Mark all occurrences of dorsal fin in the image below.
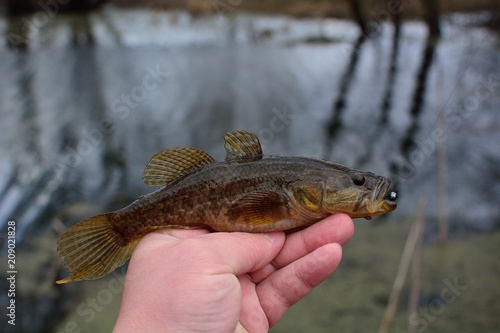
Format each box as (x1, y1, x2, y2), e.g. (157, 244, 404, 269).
(142, 147, 215, 186)
(224, 130, 263, 162)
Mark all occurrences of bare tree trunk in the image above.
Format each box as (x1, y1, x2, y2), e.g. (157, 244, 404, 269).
(422, 0, 441, 41)
(349, 0, 367, 34)
(6, 0, 108, 15)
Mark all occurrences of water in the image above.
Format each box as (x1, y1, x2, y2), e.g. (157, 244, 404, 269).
(0, 7, 499, 332)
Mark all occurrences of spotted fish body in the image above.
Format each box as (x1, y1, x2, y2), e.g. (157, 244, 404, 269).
(57, 130, 397, 284)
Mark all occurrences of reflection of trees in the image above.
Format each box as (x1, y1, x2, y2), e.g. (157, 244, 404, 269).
(356, 9, 402, 168)
(323, 0, 444, 189)
(379, 10, 401, 126)
(391, 0, 441, 177)
(323, 33, 366, 160)
(5, 0, 105, 50)
(1, 6, 126, 332)
(0, 51, 70, 329)
(323, 0, 368, 159)
(324, 0, 406, 162)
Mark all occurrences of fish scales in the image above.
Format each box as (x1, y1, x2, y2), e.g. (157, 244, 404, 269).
(56, 130, 397, 284)
(115, 157, 315, 239)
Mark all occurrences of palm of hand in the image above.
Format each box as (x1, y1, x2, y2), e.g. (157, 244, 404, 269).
(114, 215, 353, 333)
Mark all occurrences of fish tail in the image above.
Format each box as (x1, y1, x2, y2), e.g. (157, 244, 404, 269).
(56, 213, 137, 284)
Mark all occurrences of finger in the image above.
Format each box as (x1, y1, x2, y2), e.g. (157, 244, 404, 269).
(256, 243, 343, 326)
(249, 214, 353, 283)
(274, 214, 353, 268)
(235, 322, 250, 333)
(134, 230, 285, 276)
(238, 276, 269, 333)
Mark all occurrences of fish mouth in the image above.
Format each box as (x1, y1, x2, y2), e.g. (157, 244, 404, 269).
(364, 177, 397, 215)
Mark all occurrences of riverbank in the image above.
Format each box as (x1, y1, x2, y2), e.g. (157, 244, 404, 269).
(110, 0, 499, 19)
(2, 0, 499, 19)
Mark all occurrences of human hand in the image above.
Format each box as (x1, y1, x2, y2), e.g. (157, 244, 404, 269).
(113, 214, 354, 333)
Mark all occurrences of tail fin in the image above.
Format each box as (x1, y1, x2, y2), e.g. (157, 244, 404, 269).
(56, 213, 138, 284)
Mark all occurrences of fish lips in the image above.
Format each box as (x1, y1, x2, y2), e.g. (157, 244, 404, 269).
(380, 180, 398, 212)
(366, 178, 397, 214)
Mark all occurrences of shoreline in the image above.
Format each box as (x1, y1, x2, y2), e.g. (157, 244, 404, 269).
(109, 0, 499, 20)
(1, 0, 498, 20)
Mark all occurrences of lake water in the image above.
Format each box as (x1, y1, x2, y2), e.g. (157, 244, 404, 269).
(0, 7, 499, 331)
(1, 8, 498, 236)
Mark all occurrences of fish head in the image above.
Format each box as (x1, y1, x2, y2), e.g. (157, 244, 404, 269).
(323, 169, 397, 219)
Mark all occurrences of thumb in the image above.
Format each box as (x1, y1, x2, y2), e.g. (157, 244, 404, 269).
(192, 231, 285, 276)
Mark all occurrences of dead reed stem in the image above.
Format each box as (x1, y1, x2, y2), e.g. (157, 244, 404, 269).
(378, 198, 427, 333)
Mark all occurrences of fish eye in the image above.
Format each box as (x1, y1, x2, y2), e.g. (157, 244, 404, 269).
(388, 191, 398, 201)
(351, 174, 365, 186)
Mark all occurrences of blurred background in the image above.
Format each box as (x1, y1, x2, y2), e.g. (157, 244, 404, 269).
(0, 0, 499, 332)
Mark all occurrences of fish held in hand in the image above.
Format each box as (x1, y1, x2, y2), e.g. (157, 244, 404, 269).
(56, 130, 397, 283)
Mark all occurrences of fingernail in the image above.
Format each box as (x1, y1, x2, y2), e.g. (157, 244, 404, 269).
(263, 232, 282, 243)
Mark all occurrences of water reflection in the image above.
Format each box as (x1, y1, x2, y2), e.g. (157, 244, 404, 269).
(379, 9, 401, 126)
(323, 32, 367, 159)
(0, 7, 499, 332)
(392, 0, 441, 178)
(0, 7, 498, 240)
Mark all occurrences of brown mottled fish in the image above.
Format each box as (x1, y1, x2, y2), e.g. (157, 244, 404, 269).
(56, 130, 397, 284)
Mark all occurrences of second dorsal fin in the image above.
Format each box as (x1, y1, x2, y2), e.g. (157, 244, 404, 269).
(142, 147, 215, 186)
(224, 130, 263, 162)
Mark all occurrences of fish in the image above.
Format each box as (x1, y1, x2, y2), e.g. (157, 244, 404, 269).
(56, 130, 397, 284)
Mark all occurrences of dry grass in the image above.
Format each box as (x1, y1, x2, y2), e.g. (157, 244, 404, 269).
(272, 220, 500, 332)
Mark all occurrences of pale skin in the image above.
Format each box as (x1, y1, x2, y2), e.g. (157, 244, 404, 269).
(113, 214, 354, 333)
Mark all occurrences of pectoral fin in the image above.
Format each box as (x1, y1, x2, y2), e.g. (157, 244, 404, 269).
(142, 147, 215, 186)
(224, 130, 263, 162)
(227, 191, 289, 226)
